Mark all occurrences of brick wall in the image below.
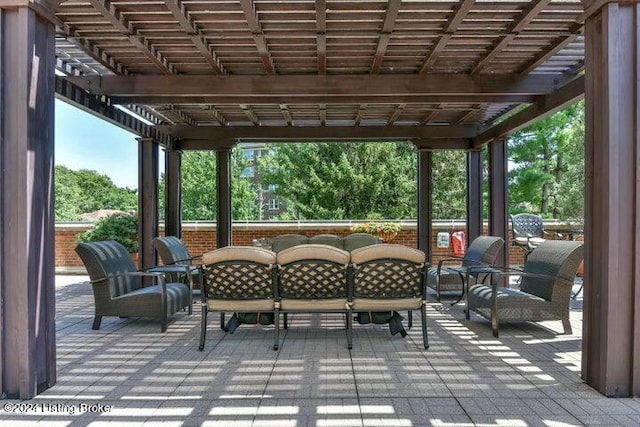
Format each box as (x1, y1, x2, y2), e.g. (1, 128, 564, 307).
(57, 220, 572, 270)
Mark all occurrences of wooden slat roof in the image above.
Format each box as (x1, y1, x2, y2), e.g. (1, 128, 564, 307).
(53, 0, 585, 148)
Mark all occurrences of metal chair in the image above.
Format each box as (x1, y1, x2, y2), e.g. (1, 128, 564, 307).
(510, 213, 547, 259)
(153, 236, 201, 298)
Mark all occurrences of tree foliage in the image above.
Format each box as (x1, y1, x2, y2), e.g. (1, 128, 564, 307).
(77, 213, 138, 252)
(54, 165, 137, 221)
(161, 150, 258, 221)
(259, 142, 417, 220)
(509, 101, 584, 219)
(431, 150, 467, 219)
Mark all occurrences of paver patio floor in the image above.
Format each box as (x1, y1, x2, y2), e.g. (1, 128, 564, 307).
(1, 275, 639, 427)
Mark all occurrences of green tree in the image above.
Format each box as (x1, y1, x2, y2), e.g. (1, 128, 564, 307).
(259, 142, 417, 220)
(54, 165, 137, 221)
(509, 101, 584, 219)
(161, 150, 258, 221)
(431, 150, 467, 219)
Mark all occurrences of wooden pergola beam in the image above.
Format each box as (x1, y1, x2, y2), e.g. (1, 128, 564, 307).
(370, 0, 401, 74)
(473, 75, 585, 146)
(240, 0, 275, 74)
(316, 0, 326, 74)
(66, 74, 558, 97)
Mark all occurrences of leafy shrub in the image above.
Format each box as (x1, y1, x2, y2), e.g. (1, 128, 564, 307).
(351, 222, 401, 235)
(78, 213, 138, 253)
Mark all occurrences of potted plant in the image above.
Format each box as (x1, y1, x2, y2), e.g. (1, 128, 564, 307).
(351, 222, 401, 242)
(77, 212, 139, 253)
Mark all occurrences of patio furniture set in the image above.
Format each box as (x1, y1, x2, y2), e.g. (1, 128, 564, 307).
(75, 231, 584, 348)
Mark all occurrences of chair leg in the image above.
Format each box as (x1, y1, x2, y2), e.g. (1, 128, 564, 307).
(562, 319, 572, 335)
(274, 310, 281, 351)
(199, 308, 208, 351)
(220, 312, 226, 331)
(92, 316, 102, 330)
(161, 318, 168, 333)
(408, 311, 413, 329)
(283, 313, 288, 329)
(346, 309, 353, 350)
(421, 304, 429, 349)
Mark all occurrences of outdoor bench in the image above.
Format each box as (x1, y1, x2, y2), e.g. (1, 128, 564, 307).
(198, 243, 428, 351)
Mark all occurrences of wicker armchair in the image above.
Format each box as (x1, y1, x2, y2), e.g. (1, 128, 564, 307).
(427, 236, 504, 301)
(350, 244, 429, 349)
(275, 244, 352, 349)
(510, 213, 548, 258)
(199, 246, 278, 350)
(153, 236, 201, 296)
(466, 240, 583, 337)
(75, 240, 192, 332)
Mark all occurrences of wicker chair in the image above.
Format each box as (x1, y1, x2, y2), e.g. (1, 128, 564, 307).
(350, 244, 429, 349)
(75, 240, 192, 332)
(153, 236, 201, 296)
(511, 213, 548, 258)
(466, 240, 583, 337)
(275, 244, 352, 349)
(427, 236, 505, 301)
(199, 246, 278, 351)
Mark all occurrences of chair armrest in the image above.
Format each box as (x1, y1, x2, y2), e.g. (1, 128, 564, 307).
(436, 256, 465, 273)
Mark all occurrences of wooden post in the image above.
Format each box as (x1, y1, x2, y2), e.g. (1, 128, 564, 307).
(164, 148, 182, 238)
(416, 149, 433, 257)
(467, 149, 483, 243)
(0, 0, 57, 398)
(216, 147, 233, 248)
(582, 0, 640, 397)
(488, 138, 509, 268)
(138, 137, 159, 269)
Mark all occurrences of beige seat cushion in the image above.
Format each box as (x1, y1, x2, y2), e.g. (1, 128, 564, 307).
(352, 297, 422, 311)
(280, 298, 348, 311)
(351, 244, 426, 265)
(202, 246, 276, 265)
(207, 299, 274, 311)
(277, 244, 350, 265)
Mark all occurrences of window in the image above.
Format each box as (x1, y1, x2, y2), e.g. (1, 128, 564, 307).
(244, 149, 255, 160)
(240, 166, 255, 178)
(268, 184, 278, 191)
(268, 199, 280, 210)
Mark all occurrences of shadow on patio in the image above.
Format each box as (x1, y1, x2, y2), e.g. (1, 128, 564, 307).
(1, 276, 638, 427)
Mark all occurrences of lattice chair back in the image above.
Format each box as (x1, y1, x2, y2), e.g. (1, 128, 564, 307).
(511, 213, 545, 240)
(276, 244, 350, 300)
(462, 236, 505, 267)
(154, 236, 192, 266)
(272, 234, 309, 253)
(201, 247, 276, 301)
(519, 240, 583, 301)
(350, 244, 426, 300)
(76, 240, 140, 298)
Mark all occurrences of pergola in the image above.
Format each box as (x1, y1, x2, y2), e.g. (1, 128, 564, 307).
(0, 0, 637, 399)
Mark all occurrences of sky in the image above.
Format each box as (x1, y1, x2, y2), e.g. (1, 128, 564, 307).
(55, 99, 142, 189)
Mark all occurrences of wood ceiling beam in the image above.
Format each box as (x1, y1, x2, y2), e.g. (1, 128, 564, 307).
(355, 104, 367, 126)
(164, 125, 479, 149)
(319, 104, 327, 126)
(163, 0, 225, 74)
(419, 0, 475, 74)
(454, 104, 483, 124)
(474, 75, 584, 147)
(239, 0, 275, 74)
(109, 94, 537, 105)
(518, 26, 582, 74)
(388, 104, 406, 125)
(280, 104, 293, 126)
(371, 0, 401, 74)
(240, 104, 260, 125)
(316, 0, 326, 74)
(471, 0, 552, 75)
(86, 0, 174, 74)
(205, 106, 229, 126)
(68, 74, 558, 97)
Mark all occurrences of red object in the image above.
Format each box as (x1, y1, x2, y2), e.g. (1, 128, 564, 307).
(452, 231, 466, 256)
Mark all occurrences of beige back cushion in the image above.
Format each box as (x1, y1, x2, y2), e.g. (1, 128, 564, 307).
(202, 246, 276, 265)
(277, 244, 350, 265)
(350, 244, 426, 265)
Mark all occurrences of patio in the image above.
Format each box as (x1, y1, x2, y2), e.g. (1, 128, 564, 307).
(2, 275, 638, 427)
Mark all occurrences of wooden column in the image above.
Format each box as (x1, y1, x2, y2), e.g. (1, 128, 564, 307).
(582, 0, 640, 397)
(138, 138, 159, 269)
(467, 149, 483, 243)
(488, 138, 509, 268)
(0, 0, 57, 399)
(164, 149, 182, 238)
(416, 149, 433, 257)
(216, 147, 233, 248)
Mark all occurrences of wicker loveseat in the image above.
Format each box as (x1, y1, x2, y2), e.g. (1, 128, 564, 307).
(271, 233, 381, 253)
